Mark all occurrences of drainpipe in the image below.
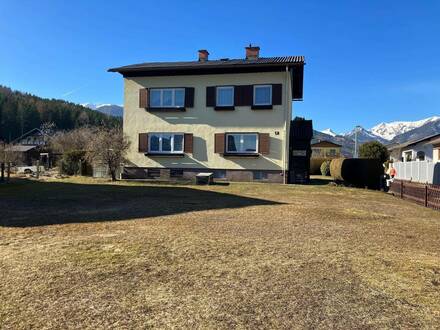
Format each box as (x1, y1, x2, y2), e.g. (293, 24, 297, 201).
(284, 66, 291, 184)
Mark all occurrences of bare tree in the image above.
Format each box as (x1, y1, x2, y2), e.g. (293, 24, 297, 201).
(0, 141, 23, 182)
(49, 127, 96, 154)
(86, 127, 130, 181)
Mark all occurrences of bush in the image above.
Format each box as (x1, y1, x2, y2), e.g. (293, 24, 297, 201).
(310, 158, 330, 175)
(330, 158, 384, 189)
(320, 160, 331, 176)
(60, 150, 86, 175)
(359, 141, 389, 163)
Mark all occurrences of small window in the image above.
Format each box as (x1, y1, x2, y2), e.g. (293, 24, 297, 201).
(253, 85, 272, 105)
(216, 86, 234, 106)
(226, 133, 258, 154)
(213, 170, 226, 179)
(148, 133, 184, 153)
(416, 151, 425, 161)
(149, 88, 185, 108)
(253, 171, 268, 180)
(170, 169, 184, 178)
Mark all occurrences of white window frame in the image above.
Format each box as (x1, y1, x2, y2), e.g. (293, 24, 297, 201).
(253, 85, 272, 106)
(148, 133, 184, 154)
(149, 88, 185, 108)
(225, 133, 258, 154)
(216, 86, 234, 106)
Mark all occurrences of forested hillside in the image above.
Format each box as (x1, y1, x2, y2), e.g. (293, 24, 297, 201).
(0, 85, 121, 142)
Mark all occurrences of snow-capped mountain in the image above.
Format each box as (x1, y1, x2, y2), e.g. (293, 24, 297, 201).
(320, 128, 338, 137)
(370, 116, 440, 141)
(82, 103, 123, 117)
(343, 126, 388, 144)
(313, 116, 440, 157)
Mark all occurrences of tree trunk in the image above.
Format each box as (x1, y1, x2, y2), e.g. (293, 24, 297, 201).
(7, 162, 11, 182)
(110, 169, 116, 181)
(1, 162, 4, 182)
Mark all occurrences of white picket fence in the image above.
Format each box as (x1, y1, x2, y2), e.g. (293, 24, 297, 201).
(394, 161, 440, 184)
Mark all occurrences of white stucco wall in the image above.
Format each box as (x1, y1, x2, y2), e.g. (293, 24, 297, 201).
(123, 71, 292, 171)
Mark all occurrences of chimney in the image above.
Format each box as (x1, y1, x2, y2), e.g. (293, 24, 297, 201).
(245, 44, 260, 60)
(198, 49, 209, 62)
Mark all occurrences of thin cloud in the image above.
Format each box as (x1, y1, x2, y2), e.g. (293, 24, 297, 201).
(61, 84, 89, 98)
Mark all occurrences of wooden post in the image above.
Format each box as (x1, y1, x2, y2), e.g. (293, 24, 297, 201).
(0, 162, 4, 182)
(400, 181, 404, 199)
(425, 185, 429, 208)
(36, 160, 40, 179)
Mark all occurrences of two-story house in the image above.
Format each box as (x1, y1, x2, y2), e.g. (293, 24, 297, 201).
(311, 140, 342, 159)
(109, 46, 305, 183)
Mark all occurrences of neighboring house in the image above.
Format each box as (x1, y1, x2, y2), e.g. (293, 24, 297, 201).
(109, 45, 305, 183)
(388, 133, 440, 163)
(311, 140, 342, 158)
(12, 128, 48, 146)
(8, 128, 51, 166)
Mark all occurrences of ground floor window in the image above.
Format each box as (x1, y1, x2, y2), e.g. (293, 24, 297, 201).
(226, 133, 258, 154)
(149, 133, 184, 153)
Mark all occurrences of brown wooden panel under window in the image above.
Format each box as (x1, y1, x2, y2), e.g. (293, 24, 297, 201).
(206, 86, 216, 107)
(139, 88, 149, 108)
(259, 133, 270, 154)
(272, 84, 282, 105)
(184, 133, 193, 153)
(185, 87, 195, 107)
(138, 133, 148, 152)
(234, 85, 253, 106)
(214, 133, 225, 153)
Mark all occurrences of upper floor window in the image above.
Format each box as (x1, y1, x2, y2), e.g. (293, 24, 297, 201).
(149, 133, 184, 153)
(253, 85, 272, 105)
(150, 88, 185, 108)
(216, 86, 234, 106)
(226, 133, 258, 154)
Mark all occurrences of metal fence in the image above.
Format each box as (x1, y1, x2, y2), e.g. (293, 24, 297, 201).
(393, 161, 440, 184)
(389, 179, 440, 211)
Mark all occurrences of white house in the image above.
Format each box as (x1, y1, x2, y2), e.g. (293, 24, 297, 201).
(388, 133, 440, 184)
(388, 133, 440, 163)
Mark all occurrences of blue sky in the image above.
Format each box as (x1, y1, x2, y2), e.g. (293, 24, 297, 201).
(1, 0, 439, 133)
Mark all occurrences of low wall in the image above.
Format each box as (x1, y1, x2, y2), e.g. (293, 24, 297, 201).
(393, 161, 440, 185)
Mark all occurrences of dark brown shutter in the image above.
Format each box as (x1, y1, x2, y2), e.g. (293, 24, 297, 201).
(184, 133, 193, 153)
(139, 88, 149, 108)
(272, 84, 282, 105)
(138, 133, 148, 152)
(234, 85, 253, 106)
(184, 87, 194, 107)
(214, 133, 225, 153)
(258, 133, 270, 154)
(206, 87, 216, 107)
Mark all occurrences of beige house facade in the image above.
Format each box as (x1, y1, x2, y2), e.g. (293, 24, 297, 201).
(109, 46, 305, 182)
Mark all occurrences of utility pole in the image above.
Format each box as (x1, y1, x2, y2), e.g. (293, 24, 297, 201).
(354, 125, 361, 158)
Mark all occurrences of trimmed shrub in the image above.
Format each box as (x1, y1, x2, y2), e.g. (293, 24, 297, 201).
(320, 160, 331, 176)
(60, 150, 86, 175)
(330, 158, 384, 189)
(310, 158, 330, 175)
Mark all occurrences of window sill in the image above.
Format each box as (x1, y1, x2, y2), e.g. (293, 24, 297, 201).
(251, 105, 273, 110)
(223, 153, 260, 158)
(214, 106, 235, 111)
(145, 153, 185, 157)
(147, 107, 186, 112)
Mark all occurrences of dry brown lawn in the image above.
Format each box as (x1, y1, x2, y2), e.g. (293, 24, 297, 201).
(1, 177, 439, 329)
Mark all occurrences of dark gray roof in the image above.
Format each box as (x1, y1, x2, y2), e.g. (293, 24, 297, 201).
(388, 132, 440, 150)
(6, 145, 37, 152)
(108, 56, 305, 73)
